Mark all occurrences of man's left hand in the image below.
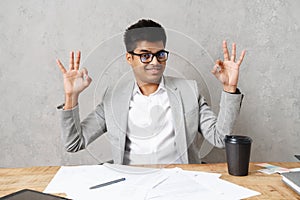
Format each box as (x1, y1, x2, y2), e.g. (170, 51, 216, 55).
(211, 40, 246, 93)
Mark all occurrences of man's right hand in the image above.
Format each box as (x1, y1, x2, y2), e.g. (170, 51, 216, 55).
(56, 51, 92, 110)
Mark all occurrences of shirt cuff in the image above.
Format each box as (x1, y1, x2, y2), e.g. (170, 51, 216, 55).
(57, 103, 65, 110)
(56, 103, 79, 111)
(224, 88, 241, 94)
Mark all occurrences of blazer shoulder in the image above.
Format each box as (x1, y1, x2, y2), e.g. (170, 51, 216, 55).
(164, 76, 195, 83)
(102, 77, 134, 104)
(164, 76, 198, 91)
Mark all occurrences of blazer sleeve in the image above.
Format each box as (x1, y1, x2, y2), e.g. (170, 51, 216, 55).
(198, 89, 244, 148)
(58, 102, 107, 152)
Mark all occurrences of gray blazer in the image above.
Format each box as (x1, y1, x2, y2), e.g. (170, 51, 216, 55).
(59, 76, 243, 164)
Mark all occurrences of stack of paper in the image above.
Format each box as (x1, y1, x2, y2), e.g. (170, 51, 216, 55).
(256, 163, 290, 174)
(44, 164, 260, 200)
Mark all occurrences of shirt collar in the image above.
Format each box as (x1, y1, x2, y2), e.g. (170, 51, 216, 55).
(133, 76, 166, 96)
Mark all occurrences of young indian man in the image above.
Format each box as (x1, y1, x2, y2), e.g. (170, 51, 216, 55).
(56, 19, 245, 165)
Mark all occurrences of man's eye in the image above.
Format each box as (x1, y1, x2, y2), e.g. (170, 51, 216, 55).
(141, 54, 151, 60)
(156, 52, 167, 59)
(158, 52, 166, 58)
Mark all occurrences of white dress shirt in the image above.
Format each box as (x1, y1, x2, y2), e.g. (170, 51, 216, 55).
(123, 78, 182, 165)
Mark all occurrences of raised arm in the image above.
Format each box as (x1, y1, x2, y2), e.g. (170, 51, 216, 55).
(56, 51, 92, 109)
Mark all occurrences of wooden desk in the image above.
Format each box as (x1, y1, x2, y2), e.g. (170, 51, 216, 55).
(0, 163, 299, 199)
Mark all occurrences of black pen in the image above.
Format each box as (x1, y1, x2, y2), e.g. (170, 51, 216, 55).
(89, 178, 126, 189)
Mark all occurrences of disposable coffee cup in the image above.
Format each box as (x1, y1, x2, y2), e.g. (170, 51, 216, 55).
(224, 135, 252, 176)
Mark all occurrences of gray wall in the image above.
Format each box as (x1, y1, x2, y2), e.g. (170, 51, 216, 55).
(1, 0, 299, 167)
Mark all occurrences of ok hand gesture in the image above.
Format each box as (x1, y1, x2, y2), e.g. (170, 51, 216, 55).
(211, 41, 246, 93)
(57, 51, 92, 109)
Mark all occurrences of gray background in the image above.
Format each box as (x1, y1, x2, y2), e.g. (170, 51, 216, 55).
(1, 0, 299, 167)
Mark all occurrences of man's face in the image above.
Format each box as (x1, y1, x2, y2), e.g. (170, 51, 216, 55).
(126, 40, 166, 86)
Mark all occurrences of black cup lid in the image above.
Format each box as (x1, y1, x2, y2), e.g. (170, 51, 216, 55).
(225, 135, 252, 144)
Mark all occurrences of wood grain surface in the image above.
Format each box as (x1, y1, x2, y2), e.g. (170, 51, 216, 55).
(1, 163, 300, 199)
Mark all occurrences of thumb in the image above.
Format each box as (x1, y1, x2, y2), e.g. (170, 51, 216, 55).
(211, 64, 222, 75)
(81, 67, 92, 87)
(81, 67, 89, 76)
(84, 75, 92, 87)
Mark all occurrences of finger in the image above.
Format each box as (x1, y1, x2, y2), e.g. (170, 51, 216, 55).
(69, 51, 74, 70)
(215, 59, 224, 68)
(211, 65, 221, 80)
(223, 40, 230, 61)
(81, 67, 92, 87)
(231, 43, 236, 62)
(56, 59, 67, 74)
(81, 67, 89, 80)
(81, 67, 88, 76)
(211, 64, 220, 74)
(236, 50, 246, 66)
(74, 51, 81, 70)
(84, 75, 92, 87)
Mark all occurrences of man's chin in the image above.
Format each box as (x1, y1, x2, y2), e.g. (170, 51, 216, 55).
(144, 76, 163, 84)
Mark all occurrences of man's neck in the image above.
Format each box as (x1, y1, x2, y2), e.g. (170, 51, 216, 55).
(138, 83, 159, 96)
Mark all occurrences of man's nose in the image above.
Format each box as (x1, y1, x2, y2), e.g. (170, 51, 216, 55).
(150, 55, 159, 65)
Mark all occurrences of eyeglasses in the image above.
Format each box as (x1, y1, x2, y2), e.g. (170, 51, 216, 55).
(128, 50, 169, 64)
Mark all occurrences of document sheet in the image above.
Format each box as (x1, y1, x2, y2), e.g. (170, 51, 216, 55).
(44, 164, 260, 200)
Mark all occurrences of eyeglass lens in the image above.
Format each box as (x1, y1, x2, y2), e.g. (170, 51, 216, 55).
(140, 51, 168, 63)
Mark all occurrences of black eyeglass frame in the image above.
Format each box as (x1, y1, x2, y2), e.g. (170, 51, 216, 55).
(128, 50, 169, 64)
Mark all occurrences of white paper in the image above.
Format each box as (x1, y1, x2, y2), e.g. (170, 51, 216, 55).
(147, 168, 225, 200)
(147, 168, 260, 200)
(44, 164, 260, 200)
(45, 164, 168, 200)
(194, 176, 261, 200)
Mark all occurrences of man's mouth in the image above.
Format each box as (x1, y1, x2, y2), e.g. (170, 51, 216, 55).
(146, 68, 161, 75)
(145, 65, 162, 71)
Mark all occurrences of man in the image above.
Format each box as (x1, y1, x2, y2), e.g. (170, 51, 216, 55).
(57, 19, 245, 165)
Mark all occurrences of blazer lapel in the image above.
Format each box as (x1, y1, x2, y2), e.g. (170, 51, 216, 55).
(110, 78, 134, 162)
(165, 77, 189, 163)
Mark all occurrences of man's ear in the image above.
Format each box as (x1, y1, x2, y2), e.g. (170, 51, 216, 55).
(126, 52, 132, 65)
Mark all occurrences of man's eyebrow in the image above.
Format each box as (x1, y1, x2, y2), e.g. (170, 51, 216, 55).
(139, 49, 152, 53)
(138, 49, 164, 53)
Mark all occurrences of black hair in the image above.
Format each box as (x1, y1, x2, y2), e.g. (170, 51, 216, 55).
(124, 19, 167, 52)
